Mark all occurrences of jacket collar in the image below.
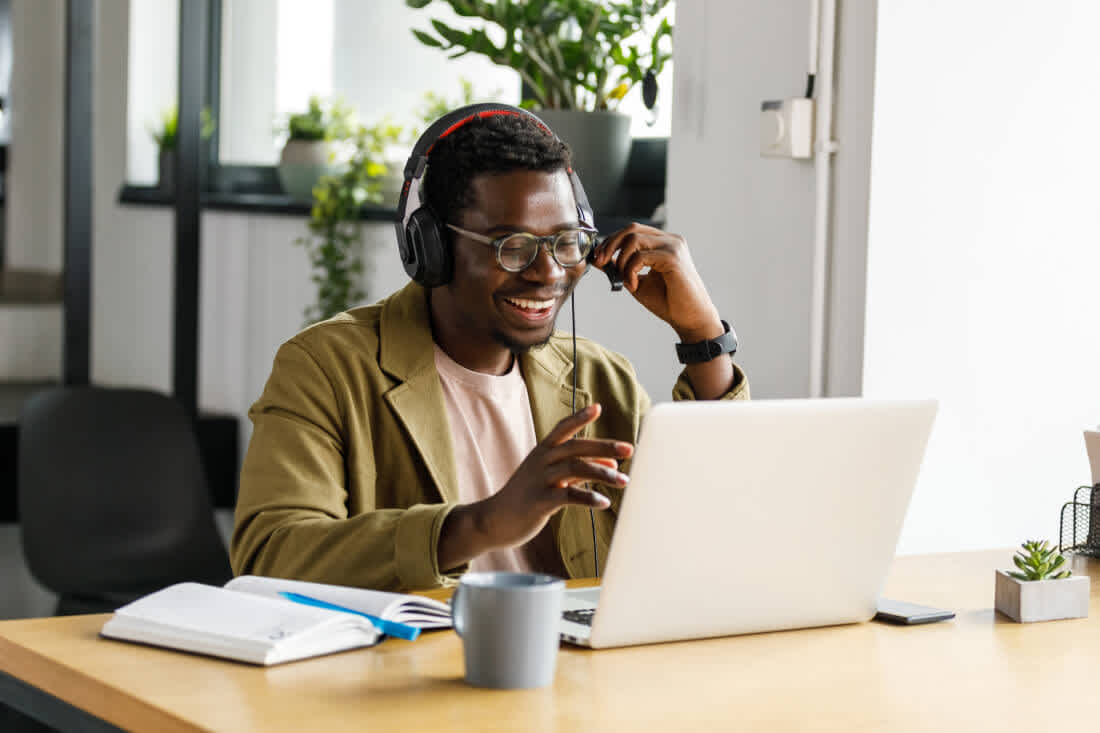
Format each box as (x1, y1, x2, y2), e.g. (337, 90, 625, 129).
(377, 282, 592, 503)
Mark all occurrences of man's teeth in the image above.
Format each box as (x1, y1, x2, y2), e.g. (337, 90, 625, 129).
(505, 297, 553, 310)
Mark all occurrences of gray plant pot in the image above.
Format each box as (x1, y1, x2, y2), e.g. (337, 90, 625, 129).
(277, 139, 345, 201)
(994, 570, 1090, 622)
(534, 109, 631, 217)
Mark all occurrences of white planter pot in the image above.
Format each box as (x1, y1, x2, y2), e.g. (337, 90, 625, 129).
(533, 109, 632, 216)
(994, 569, 1090, 622)
(277, 139, 345, 200)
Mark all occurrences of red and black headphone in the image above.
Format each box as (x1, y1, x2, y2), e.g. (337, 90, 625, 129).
(394, 103, 595, 288)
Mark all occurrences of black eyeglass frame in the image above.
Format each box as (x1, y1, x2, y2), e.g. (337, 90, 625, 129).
(445, 223, 599, 272)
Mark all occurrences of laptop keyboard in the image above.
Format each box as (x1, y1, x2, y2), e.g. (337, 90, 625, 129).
(563, 608, 596, 626)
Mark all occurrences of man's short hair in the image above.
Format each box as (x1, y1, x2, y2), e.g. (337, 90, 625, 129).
(423, 111, 573, 229)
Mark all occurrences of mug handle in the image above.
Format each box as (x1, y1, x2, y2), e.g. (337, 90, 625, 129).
(450, 584, 466, 638)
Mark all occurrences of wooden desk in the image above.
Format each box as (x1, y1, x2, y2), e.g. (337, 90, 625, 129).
(1, 549, 1097, 732)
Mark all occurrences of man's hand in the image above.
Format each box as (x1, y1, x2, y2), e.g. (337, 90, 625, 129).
(591, 222, 722, 343)
(591, 223, 735, 400)
(437, 404, 632, 571)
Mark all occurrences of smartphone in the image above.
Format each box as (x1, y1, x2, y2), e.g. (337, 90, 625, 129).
(874, 598, 955, 625)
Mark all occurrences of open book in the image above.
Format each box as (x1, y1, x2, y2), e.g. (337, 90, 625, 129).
(224, 575, 453, 629)
(100, 576, 452, 666)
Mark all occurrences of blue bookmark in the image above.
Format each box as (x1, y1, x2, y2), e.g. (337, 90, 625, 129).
(278, 591, 421, 641)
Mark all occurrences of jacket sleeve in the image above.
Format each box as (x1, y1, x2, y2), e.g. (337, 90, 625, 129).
(672, 357, 751, 401)
(230, 341, 462, 591)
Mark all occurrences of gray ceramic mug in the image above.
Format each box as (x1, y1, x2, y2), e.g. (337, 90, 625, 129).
(451, 572, 565, 689)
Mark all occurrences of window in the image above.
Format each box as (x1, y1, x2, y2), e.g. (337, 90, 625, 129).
(126, 0, 674, 187)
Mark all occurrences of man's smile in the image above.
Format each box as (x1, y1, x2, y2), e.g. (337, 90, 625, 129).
(499, 293, 561, 322)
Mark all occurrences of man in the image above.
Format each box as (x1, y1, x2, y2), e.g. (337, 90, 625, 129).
(231, 107, 748, 591)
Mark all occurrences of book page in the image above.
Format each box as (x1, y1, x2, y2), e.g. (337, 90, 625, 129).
(225, 576, 452, 628)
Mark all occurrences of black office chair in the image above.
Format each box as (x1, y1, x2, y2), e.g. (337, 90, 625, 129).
(18, 387, 233, 615)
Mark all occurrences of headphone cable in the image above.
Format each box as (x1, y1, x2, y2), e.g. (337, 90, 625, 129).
(570, 291, 600, 578)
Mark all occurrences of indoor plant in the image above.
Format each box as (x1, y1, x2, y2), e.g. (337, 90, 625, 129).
(994, 540, 1089, 622)
(406, 0, 673, 211)
(149, 105, 215, 193)
(296, 83, 492, 324)
(277, 96, 356, 200)
(296, 120, 401, 324)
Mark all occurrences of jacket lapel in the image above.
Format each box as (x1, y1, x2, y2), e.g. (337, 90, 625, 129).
(521, 340, 590, 441)
(379, 282, 459, 504)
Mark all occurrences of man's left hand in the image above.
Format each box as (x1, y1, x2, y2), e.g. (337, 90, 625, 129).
(591, 222, 723, 342)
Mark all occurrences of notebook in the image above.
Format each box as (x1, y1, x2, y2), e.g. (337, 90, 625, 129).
(560, 398, 938, 648)
(100, 576, 452, 665)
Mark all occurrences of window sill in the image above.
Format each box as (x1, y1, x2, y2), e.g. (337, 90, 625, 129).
(117, 185, 399, 220)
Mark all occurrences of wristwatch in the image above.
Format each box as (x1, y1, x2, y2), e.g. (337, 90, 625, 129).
(675, 320, 738, 364)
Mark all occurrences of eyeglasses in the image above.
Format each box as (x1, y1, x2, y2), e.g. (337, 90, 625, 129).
(446, 223, 599, 272)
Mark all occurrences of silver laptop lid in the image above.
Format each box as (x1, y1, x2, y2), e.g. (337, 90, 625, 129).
(587, 398, 937, 648)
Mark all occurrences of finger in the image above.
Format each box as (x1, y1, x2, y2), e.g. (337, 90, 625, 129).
(547, 457, 630, 488)
(619, 247, 676, 292)
(545, 403, 602, 447)
(563, 485, 611, 509)
(608, 230, 644, 275)
(595, 222, 662, 267)
(545, 437, 633, 462)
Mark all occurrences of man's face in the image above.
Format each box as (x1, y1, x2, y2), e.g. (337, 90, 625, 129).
(435, 168, 585, 362)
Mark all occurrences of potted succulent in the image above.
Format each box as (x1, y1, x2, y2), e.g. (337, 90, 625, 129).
(994, 540, 1090, 622)
(149, 105, 215, 193)
(406, 0, 673, 212)
(277, 96, 355, 200)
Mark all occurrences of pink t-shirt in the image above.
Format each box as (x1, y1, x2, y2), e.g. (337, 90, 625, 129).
(433, 345, 539, 573)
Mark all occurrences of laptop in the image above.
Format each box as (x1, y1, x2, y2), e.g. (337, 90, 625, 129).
(560, 398, 937, 648)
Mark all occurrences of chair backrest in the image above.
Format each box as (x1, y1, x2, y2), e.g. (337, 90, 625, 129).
(18, 387, 232, 607)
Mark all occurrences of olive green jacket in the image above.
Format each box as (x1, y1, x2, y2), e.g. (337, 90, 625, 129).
(231, 281, 749, 591)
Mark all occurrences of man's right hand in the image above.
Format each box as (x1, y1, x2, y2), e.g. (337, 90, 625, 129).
(437, 404, 633, 572)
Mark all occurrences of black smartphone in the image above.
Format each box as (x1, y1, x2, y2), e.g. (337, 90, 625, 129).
(874, 598, 955, 625)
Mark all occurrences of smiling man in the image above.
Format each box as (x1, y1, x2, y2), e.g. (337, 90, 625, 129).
(231, 106, 749, 591)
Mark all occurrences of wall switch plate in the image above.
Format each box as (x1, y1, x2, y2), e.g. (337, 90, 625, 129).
(760, 98, 814, 159)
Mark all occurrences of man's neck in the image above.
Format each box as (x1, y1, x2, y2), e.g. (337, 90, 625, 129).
(428, 296, 514, 376)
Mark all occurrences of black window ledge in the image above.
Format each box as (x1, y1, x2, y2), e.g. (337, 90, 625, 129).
(118, 185, 399, 220)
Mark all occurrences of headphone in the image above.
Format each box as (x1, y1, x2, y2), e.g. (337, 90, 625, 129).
(394, 103, 597, 288)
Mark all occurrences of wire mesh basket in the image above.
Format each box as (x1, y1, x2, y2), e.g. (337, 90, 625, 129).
(1059, 484, 1100, 557)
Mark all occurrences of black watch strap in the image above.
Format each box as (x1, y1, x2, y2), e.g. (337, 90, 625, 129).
(675, 320, 738, 364)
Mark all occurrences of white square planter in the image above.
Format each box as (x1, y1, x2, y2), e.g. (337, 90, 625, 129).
(994, 570, 1090, 623)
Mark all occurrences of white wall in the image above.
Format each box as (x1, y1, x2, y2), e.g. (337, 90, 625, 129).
(864, 0, 1100, 555)
(664, 0, 877, 399)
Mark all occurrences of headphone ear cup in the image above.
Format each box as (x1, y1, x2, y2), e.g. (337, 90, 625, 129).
(405, 207, 452, 287)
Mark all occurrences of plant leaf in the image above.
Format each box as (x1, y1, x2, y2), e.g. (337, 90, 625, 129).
(411, 29, 443, 47)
